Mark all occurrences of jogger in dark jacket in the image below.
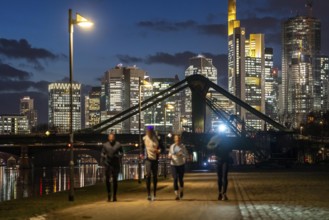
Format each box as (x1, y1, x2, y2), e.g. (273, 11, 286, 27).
(208, 134, 231, 201)
(101, 133, 123, 202)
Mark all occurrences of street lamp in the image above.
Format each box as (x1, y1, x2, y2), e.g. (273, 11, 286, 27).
(68, 9, 93, 202)
(138, 77, 152, 183)
(164, 103, 174, 178)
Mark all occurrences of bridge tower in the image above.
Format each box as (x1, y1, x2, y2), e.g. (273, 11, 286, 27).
(187, 75, 210, 133)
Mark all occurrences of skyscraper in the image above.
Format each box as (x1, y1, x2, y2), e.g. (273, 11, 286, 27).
(144, 76, 180, 133)
(320, 55, 329, 111)
(20, 96, 37, 131)
(184, 55, 218, 132)
(282, 15, 321, 127)
(101, 65, 146, 133)
(264, 48, 277, 120)
(85, 87, 101, 128)
(228, 0, 267, 130)
(48, 82, 82, 133)
(244, 34, 265, 129)
(228, 0, 246, 119)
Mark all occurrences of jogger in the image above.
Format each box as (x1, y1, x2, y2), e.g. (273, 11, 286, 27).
(207, 134, 231, 201)
(143, 126, 162, 201)
(169, 134, 188, 200)
(101, 133, 123, 202)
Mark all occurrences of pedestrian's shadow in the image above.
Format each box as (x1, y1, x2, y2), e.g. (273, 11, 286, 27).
(179, 199, 221, 202)
(153, 198, 226, 202)
(106, 199, 137, 203)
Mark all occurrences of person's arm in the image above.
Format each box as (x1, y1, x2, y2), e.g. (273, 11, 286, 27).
(207, 135, 220, 149)
(118, 142, 123, 157)
(182, 144, 189, 162)
(182, 144, 188, 157)
(141, 136, 146, 160)
(100, 145, 107, 165)
(168, 144, 173, 159)
(155, 136, 162, 154)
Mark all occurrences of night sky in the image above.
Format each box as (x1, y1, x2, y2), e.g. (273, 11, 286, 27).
(0, 0, 328, 124)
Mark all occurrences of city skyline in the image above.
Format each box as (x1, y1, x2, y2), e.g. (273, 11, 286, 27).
(0, 0, 329, 124)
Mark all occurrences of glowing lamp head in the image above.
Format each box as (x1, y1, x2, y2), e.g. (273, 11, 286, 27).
(76, 14, 93, 28)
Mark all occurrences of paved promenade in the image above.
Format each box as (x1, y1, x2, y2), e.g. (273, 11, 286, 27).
(42, 170, 329, 220)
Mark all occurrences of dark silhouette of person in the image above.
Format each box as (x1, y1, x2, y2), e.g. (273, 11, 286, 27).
(101, 133, 123, 202)
(208, 134, 231, 200)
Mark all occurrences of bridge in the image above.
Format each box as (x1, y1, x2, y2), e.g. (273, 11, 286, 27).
(0, 74, 318, 167)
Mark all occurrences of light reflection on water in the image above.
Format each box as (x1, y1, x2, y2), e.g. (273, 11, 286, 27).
(0, 163, 152, 202)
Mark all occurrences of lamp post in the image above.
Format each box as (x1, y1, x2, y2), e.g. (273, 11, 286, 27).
(68, 9, 93, 201)
(164, 103, 174, 178)
(138, 78, 142, 184)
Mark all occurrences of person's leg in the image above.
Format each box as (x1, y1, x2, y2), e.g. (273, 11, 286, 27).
(171, 166, 179, 199)
(105, 166, 112, 201)
(178, 165, 185, 198)
(112, 165, 119, 201)
(217, 162, 223, 200)
(145, 160, 152, 200)
(222, 162, 229, 200)
(151, 161, 158, 198)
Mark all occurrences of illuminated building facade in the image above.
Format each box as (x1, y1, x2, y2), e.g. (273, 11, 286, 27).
(244, 34, 265, 129)
(48, 83, 81, 133)
(320, 55, 329, 111)
(102, 65, 146, 133)
(144, 76, 180, 133)
(0, 114, 29, 134)
(228, 0, 246, 119)
(228, 0, 268, 130)
(264, 48, 279, 121)
(282, 16, 321, 126)
(85, 87, 101, 128)
(20, 96, 37, 131)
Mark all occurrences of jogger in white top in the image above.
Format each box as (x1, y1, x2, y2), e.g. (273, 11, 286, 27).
(168, 134, 188, 200)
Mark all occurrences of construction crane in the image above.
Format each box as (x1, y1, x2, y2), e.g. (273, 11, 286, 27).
(305, 0, 313, 17)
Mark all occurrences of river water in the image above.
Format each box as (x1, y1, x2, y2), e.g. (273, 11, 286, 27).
(0, 163, 150, 202)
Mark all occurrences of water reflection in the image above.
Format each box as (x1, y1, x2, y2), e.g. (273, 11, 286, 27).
(0, 163, 157, 202)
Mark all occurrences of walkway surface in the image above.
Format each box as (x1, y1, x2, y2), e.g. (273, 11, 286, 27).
(44, 171, 329, 220)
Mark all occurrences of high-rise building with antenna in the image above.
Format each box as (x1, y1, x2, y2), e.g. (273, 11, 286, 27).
(281, 5, 321, 127)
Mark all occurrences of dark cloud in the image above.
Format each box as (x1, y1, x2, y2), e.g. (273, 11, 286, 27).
(0, 80, 46, 93)
(0, 38, 59, 71)
(146, 51, 196, 67)
(116, 55, 143, 64)
(0, 64, 46, 93)
(137, 20, 197, 32)
(0, 63, 32, 80)
(137, 19, 226, 37)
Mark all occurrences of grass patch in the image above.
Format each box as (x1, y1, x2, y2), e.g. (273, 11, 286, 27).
(0, 179, 146, 220)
